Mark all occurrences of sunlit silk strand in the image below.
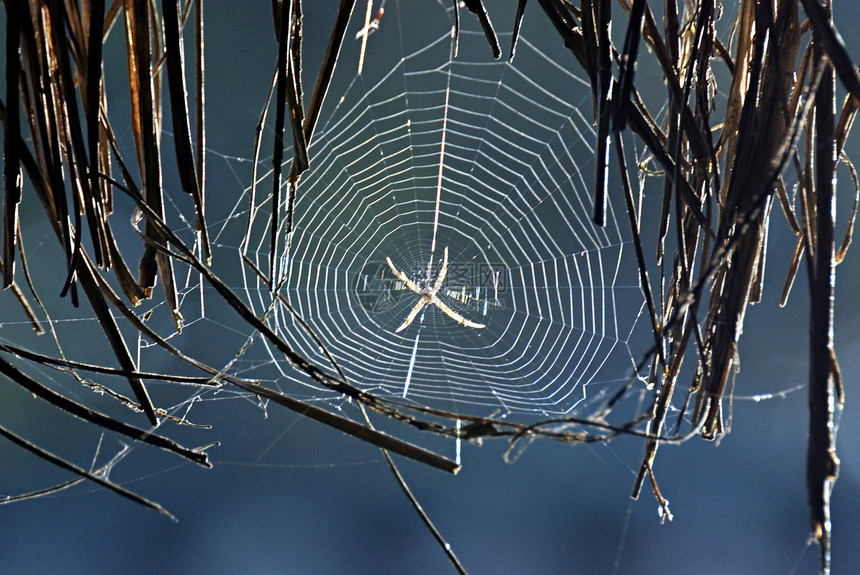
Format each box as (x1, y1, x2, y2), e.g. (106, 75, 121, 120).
(430, 26, 456, 256)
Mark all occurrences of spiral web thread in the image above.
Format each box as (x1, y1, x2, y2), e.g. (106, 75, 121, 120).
(227, 3, 647, 420)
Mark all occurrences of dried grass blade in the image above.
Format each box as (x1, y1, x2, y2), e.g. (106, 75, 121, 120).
(578, 0, 598, 100)
(0, 355, 208, 466)
(356, 0, 373, 73)
(86, 0, 110, 259)
(65, 0, 86, 54)
(124, 2, 154, 273)
(0, 421, 176, 520)
(83, 234, 241, 385)
(280, 0, 355, 241)
(78, 255, 160, 425)
(717, 0, 754, 161)
(13, 227, 50, 336)
(104, 217, 146, 304)
(97, 85, 114, 214)
(614, 0, 645, 131)
(267, 0, 299, 283)
(124, 0, 182, 329)
(48, 2, 108, 283)
(35, 7, 79, 305)
(508, 0, 527, 61)
(303, 0, 354, 147)
(162, 0, 210, 263)
(592, 0, 611, 226)
(3, 0, 23, 289)
(232, 379, 460, 474)
(622, 92, 709, 228)
(0, 342, 216, 387)
(276, 0, 353, 282)
(286, 1, 308, 176)
(534, 0, 588, 71)
(616, 137, 662, 361)
(103, 0, 123, 39)
(806, 37, 840, 572)
(195, 0, 206, 260)
(97, 104, 148, 304)
(242, 69, 276, 257)
(835, 93, 858, 155)
(285, 1, 307, 239)
(774, 178, 801, 233)
(2, 470, 88, 504)
(835, 152, 858, 264)
(463, 0, 501, 59)
(0, 444, 138, 504)
(748, 203, 771, 304)
(780, 235, 804, 306)
(380, 449, 467, 573)
(799, 0, 860, 101)
(0, 260, 42, 333)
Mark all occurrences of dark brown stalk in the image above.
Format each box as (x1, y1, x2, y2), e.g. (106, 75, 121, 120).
(462, 0, 501, 59)
(283, 0, 307, 239)
(125, 0, 181, 330)
(162, 0, 210, 263)
(3, 0, 22, 289)
(268, 0, 295, 283)
(0, 422, 176, 520)
(195, 0, 206, 257)
(592, 0, 611, 226)
(85, 0, 108, 265)
(806, 5, 842, 571)
(0, 355, 210, 466)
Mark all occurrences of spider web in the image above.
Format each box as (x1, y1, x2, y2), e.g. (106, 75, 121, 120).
(0, 1, 648, 465)
(227, 2, 647, 419)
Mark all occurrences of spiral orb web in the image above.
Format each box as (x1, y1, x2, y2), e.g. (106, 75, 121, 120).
(239, 2, 646, 417)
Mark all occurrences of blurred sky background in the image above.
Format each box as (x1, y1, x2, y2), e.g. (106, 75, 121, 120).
(2, 2, 860, 574)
